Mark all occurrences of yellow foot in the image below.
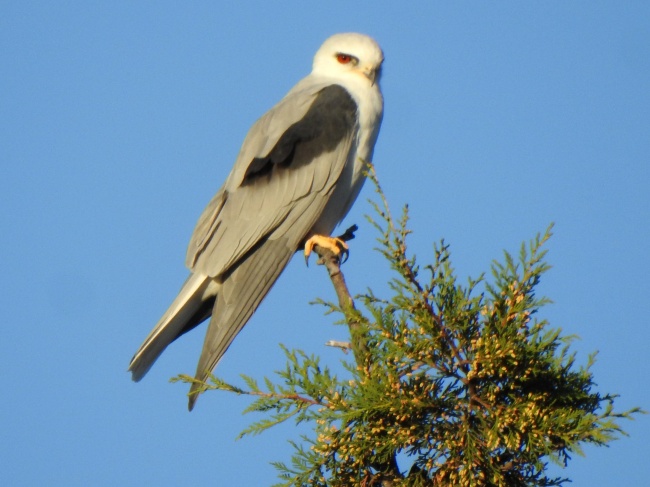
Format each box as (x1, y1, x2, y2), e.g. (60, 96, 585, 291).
(304, 234, 349, 265)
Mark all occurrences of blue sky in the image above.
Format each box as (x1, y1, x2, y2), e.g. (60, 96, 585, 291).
(2, 2, 648, 485)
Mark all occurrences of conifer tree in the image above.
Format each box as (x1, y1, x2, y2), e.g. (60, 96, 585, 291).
(176, 166, 642, 486)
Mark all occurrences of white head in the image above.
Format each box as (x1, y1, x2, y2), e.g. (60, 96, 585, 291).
(312, 33, 384, 85)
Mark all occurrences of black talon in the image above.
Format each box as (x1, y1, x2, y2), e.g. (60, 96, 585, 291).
(339, 246, 350, 264)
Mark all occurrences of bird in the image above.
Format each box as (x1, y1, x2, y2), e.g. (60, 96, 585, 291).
(129, 32, 384, 410)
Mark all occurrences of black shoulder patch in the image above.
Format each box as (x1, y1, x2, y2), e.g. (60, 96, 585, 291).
(243, 85, 357, 183)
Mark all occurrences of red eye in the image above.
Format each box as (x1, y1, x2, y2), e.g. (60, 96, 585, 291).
(336, 53, 352, 64)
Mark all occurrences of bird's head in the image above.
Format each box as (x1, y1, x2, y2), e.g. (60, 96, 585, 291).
(312, 33, 384, 86)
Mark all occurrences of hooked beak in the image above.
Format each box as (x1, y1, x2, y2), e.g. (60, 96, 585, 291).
(361, 64, 382, 86)
(362, 67, 377, 85)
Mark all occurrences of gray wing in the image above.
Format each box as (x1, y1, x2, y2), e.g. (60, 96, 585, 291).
(186, 83, 358, 277)
(186, 84, 359, 409)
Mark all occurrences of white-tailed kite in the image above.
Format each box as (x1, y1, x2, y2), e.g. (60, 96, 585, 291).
(129, 33, 384, 410)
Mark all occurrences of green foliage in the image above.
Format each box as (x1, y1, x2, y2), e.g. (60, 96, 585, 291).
(175, 169, 642, 486)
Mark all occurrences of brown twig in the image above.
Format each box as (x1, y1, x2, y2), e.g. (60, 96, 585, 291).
(312, 227, 368, 364)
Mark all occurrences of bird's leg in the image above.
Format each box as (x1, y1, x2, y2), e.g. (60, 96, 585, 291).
(304, 234, 349, 265)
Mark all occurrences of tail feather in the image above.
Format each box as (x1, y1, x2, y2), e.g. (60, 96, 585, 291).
(129, 273, 218, 382)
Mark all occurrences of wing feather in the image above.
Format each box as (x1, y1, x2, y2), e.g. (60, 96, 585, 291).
(188, 238, 293, 410)
(183, 84, 360, 409)
(186, 84, 358, 278)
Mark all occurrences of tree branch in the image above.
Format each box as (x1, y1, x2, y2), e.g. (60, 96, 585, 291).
(312, 226, 402, 485)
